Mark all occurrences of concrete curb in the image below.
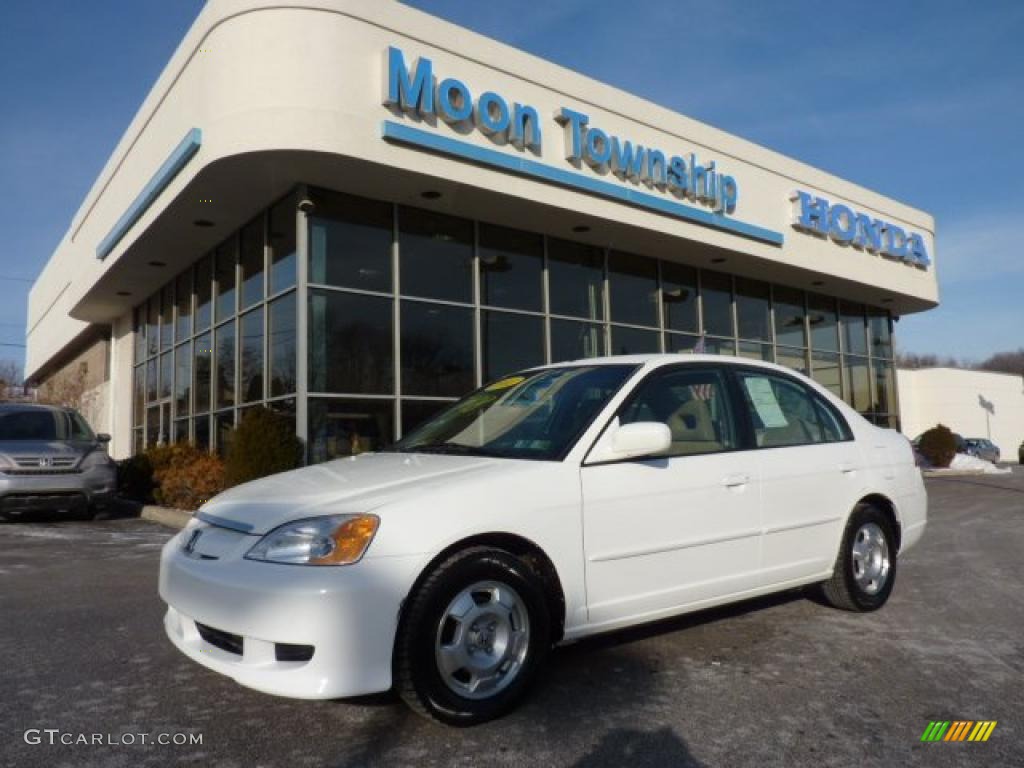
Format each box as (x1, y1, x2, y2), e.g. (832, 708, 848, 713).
(923, 470, 1013, 478)
(140, 505, 193, 529)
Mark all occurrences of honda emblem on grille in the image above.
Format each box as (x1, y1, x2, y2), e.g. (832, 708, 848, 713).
(183, 529, 202, 555)
(37, 457, 53, 468)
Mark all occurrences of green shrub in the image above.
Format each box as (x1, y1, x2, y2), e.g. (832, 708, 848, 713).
(918, 424, 957, 468)
(151, 443, 226, 511)
(224, 407, 303, 487)
(116, 453, 154, 503)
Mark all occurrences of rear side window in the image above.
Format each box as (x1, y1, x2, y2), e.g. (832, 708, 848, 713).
(619, 367, 737, 457)
(69, 412, 95, 441)
(737, 371, 850, 448)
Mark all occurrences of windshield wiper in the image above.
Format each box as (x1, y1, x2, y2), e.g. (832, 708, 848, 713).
(398, 442, 501, 457)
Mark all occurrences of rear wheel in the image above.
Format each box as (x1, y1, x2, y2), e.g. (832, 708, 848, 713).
(395, 547, 550, 726)
(820, 503, 897, 612)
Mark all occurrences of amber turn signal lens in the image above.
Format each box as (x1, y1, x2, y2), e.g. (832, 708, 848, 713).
(309, 514, 380, 565)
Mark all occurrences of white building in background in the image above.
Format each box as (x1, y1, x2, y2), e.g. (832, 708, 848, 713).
(25, 0, 940, 460)
(899, 367, 1024, 456)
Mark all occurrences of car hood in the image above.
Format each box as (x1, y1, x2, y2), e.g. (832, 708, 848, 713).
(198, 452, 503, 535)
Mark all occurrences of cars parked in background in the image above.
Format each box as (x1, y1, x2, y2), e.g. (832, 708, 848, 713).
(160, 355, 927, 725)
(0, 403, 116, 519)
(964, 438, 1000, 464)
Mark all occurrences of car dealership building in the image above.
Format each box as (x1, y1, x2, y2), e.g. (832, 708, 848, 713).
(25, 0, 939, 461)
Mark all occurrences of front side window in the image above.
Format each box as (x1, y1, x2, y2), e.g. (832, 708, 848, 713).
(737, 371, 849, 448)
(391, 365, 635, 461)
(619, 367, 737, 457)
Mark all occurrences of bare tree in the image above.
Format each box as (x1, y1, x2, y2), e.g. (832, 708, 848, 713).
(894, 351, 964, 370)
(977, 348, 1024, 377)
(0, 359, 23, 400)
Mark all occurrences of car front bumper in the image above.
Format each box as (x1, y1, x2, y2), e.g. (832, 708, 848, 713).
(0, 466, 116, 513)
(159, 524, 427, 699)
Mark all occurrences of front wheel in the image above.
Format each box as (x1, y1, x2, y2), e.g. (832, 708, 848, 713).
(394, 547, 550, 726)
(820, 503, 897, 611)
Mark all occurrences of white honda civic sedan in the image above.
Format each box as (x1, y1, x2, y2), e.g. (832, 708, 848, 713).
(160, 355, 926, 725)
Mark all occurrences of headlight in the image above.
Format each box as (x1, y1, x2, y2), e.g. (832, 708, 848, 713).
(245, 514, 379, 566)
(81, 449, 115, 470)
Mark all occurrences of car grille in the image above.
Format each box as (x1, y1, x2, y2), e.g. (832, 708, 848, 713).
(7, 456, 80, 474)
(195, 622, 244, 656)
(192, 622, 314, 663)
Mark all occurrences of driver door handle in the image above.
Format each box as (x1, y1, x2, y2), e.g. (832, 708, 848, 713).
(839, 462, 857, 474)
(721, 473, 751, 488)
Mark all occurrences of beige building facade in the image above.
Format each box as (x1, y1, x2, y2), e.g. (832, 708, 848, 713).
(25, 1, 939, 460)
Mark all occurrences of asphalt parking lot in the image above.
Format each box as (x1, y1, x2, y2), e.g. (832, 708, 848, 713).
(1, 470, 1022, 768)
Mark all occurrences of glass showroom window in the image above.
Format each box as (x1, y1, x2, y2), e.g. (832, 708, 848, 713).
(175, 269, 192, 343)
(550, 318, 606, 362)
(146, 296, 159, 358)
(479, 224, 543, 312)
(548, 239, 604, 322)
(608, 251, 659, 329)
(308, 399, 394, 465)
(269, 194, 297, 295)
(239, 307, 264, 404)
(735, 277, 771, 362)
(131, 195, 297, 452)
(309, 190, 392, 293)
(481, 310, 544, 382)
(661, 262, 698, 335)
(309, 289, 394, 395)
(735, 278, 770, 342)
(401, 301, 475, 398)
(131, 186, 901, 457)
(700, 271, 733, 338)
(867, 308, 897, 428)
(195, 256, 212, 333)
(399, 206, 473, 303)
(772, 285, 808, 373)
(608, 251, 660, 355)
(239, 215, 265, 311)
(808, 294, 841, 398)
(268, 292, 297, 398)
(159, 284, 173, 352)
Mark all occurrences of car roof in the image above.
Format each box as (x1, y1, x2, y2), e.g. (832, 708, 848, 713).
(537, 353, 807, 377)
(0, 402, 70, 414)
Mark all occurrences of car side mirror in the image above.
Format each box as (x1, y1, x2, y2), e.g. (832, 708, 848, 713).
(609, 422, 672, 461)
(96, 433, 112, 444)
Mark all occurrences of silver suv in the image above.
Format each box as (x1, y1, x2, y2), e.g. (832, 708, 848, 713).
(0, 404, 116, 520)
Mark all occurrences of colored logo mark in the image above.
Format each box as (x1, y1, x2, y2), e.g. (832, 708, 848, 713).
(920, 721, 997, 742)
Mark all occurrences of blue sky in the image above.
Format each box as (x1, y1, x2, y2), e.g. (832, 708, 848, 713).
(1, 0, 1021, 374)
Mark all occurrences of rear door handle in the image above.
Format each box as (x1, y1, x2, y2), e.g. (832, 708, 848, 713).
(721, 473, 751, 488)
(839, 463, 857, 474)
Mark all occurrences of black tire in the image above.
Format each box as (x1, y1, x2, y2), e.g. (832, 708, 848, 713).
(820, 503, 897, 612)
(395, 546, 551, 726)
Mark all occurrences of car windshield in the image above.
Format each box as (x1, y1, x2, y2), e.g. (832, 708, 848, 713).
(389, 364, 637, 461)
(0, 410, 92, 441)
